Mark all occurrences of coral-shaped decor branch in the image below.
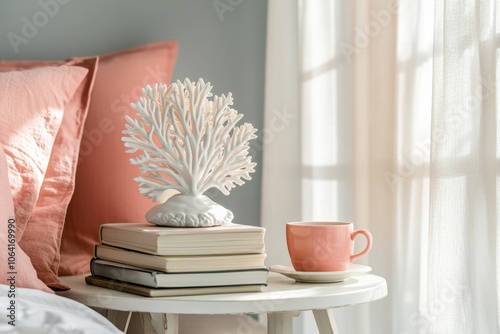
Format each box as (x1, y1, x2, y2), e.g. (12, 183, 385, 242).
(122, 78, 257, 227)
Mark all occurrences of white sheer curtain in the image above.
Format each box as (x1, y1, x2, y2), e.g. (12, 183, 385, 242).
(262, 0, 500, 333)
(428, 0, 500, 333)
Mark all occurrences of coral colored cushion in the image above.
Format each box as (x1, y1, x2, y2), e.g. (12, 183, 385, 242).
(0, 147, 53, 294)
(0, 58, 99, 290)
(59, 41, 178, 275)
(0, 65, 88, 240)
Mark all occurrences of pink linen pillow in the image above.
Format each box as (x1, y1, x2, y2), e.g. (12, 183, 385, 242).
(59, 41, 178, 275)
(0, 65, 88, 242)
(0, 58, 99, 290)
(0, 146, 53, 294)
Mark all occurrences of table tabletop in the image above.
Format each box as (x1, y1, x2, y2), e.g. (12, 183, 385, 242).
(58, 272, 387, 315)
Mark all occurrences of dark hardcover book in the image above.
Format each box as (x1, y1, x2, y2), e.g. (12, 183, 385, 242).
(90, 258, 269, 288)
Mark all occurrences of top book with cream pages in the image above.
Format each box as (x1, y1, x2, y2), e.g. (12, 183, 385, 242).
(99, 222, 266, 256)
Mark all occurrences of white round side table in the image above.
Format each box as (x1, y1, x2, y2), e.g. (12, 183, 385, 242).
(58, 272, 387, 334)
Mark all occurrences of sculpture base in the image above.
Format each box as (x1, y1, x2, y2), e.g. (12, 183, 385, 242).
(145, 194, 234, 227)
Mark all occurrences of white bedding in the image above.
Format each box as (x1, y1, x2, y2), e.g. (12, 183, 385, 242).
(0, 284, 123, 334)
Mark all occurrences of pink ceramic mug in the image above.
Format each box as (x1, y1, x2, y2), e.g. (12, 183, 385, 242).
(286, 222, 372, 272)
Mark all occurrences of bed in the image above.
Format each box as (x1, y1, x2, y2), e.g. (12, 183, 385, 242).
(0, 284, 123, 334)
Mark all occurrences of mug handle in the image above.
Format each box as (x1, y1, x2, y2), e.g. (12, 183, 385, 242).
(350, 229, 373, 262)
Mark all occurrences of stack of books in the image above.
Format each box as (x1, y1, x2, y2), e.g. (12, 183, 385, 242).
(85, 222, 268, 297)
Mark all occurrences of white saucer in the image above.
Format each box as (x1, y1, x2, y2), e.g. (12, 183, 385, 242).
(269, 264, 372, 283)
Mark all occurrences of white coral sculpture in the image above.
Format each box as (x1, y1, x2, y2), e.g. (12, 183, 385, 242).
(122, 78, 257, 227)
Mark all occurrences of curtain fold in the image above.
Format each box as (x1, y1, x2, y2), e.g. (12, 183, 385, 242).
(428, 0, 500, 332)
(261, 0, 301, 270)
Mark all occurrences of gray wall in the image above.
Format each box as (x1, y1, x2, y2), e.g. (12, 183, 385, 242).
(0, 0, 267, 227)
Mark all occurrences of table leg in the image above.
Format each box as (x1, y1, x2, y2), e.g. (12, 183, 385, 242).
(312, 309, 339, 334)
(140, 313, 179, 334)
(267, 312, 293, 334)
(105, 310, 132, 332)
